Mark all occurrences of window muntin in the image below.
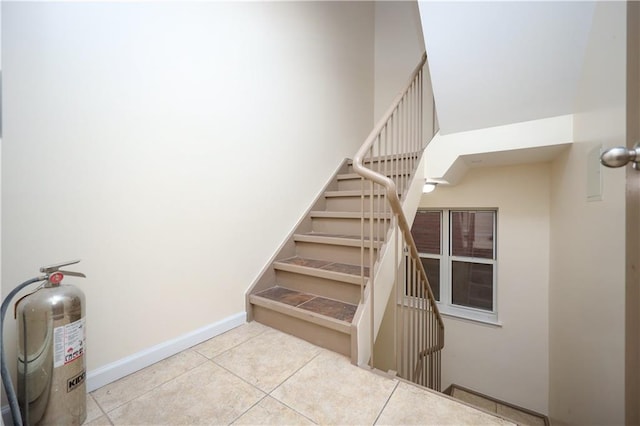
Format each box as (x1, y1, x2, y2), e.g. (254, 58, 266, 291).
(410, 209, 498, 323)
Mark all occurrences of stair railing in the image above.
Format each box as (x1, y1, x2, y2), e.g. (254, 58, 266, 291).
(352, 53, 445, 391)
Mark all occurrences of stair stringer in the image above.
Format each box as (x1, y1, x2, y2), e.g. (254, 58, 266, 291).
(352, 151, 426, 367)
(245, 159, 350, 321)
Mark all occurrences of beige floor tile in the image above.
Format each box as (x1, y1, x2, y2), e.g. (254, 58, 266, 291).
(270, 350, 397, 425)
(194, 321, 269, 359)
(213, 328, 321, 393)
(452, 388, 498, 413)
(108, 362, 265, 425)
(85, 414, 113, 426)
(92, 350, 207, 413)
(376, 382, 515, 425)
(232, 396, 315, 425)
(85, 394, 106, 423)
(497, 404, 546, 426)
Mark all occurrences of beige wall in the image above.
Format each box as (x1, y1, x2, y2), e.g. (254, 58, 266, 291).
(425, 115, 573, 184)
(2, 1, 374, 384)
(374, 1, 425, 123)
(419, 163, 552, 414)
(548, 2, 627, 424)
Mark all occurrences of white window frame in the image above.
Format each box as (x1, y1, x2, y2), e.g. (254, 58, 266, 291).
(414, 209, 499, 325)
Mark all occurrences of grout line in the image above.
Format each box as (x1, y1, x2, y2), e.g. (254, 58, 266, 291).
(226, 393, 317, 426)
(267, 349, 323, 397)
(94, 327, 271, 417)
(265, 350, 325, 424)
(91, 349, 209, 415)
(269, 399, 319, 425)
(205, 327, 311, 389)
(226, 394, 269, 425)
(209, 357, 269, 394)
(194, 325, 269, 361)
(105, 412, 115, 426)
(86, 393, 113, 425)
(296, 296, 319, 309)
(208, 345, 321, 425)
(211, 340, 323, 400)
(372, 381, 399, 425)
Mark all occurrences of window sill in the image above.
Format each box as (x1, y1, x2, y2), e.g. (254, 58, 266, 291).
(439, 310, 503, 327)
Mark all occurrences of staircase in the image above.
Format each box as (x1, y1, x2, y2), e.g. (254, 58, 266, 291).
(247, 160, 392, 361)
(246, 52, 445, 391)
(445, 384, 550, 426)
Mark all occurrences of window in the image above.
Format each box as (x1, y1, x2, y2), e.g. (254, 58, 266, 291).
(410, 209, 498, 323)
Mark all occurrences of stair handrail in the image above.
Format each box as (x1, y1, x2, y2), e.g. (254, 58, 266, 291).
(351, 52, 444, 387)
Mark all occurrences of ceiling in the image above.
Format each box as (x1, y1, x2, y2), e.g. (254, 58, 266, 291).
(461, 143, 571, 169)
(419, 1, 595, 135)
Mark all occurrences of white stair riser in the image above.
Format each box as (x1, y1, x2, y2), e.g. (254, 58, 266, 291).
(325, 196, 391, 213)
(295, 240, 376, 265)
(312, 217, 390, 238)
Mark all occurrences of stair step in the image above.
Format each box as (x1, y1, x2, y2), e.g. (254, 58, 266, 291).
(273, 256, 368, 285)
(250, 287, 353, 356)
(342, 168, 416, 178)
(310, 211, 392, 238)
(324, 190, 388, 198)
(251, 286, 356, 328)
(324, 190, 400, 213)
(446, 385, 549, 426)
(337, 172, 412, 191)
(310, 211, 392, 219)
(345, 156, 420, 175)
(337, 172, 411, 181)
(293, 232, 381, 249)
(346, 152, 420, 166)
(293, 233, 379, 265)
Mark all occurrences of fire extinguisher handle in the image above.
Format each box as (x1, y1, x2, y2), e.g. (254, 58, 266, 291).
(39, 259, 85, 278)
(58, 270, 86, 278)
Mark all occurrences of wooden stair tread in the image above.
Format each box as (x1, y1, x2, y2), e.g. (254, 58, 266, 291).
(250, 286, 355, 333)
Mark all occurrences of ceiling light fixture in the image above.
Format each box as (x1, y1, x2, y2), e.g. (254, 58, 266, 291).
(423, 181, 437, 194)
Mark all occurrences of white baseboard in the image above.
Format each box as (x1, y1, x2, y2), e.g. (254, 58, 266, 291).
(86, 311, 246, 392)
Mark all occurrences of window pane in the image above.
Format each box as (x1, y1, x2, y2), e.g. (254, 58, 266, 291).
(451, 211, 495, 259)
(420, 257, 440, 301)
(411, 210, 441, 254)
(451, 261, 493, 311)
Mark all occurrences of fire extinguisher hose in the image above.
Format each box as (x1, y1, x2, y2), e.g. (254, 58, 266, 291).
(1, 275, 48, 426)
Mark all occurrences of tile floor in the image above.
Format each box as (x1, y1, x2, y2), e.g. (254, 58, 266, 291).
(85, 322, 514, 425)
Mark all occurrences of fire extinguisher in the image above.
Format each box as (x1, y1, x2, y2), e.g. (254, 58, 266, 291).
(1, 260, 87, 426)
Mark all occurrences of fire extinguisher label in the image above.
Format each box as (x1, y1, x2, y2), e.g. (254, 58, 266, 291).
(67, 370, 86, 392)
(53, 317, 86, 368)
